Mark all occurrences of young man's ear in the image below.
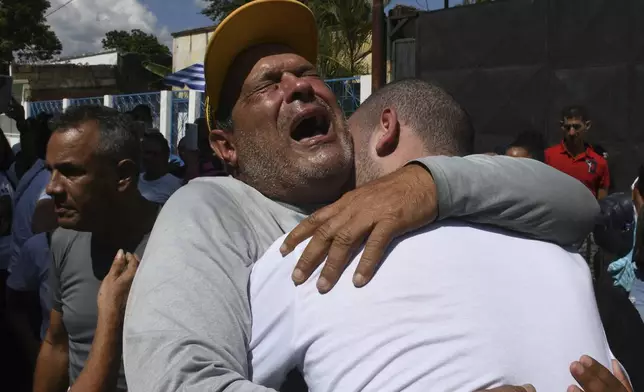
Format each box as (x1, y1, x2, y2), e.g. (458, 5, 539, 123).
(210, 129, 237, 168)
(375, 108, 401, 157)
(585, 120, 592, 131)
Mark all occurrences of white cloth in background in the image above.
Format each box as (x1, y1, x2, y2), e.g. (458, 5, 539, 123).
(250, 222, 612, 392)
(7, 159, 49, 272)
(6, 233, 51, 339)
(138, 173, 182, 204)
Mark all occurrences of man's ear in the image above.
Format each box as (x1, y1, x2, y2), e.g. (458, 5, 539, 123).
(116, 159, 138, 192)
(585, 120, 592, 131)
(210, 129, 238, 168)
(375, 107, 400, 157)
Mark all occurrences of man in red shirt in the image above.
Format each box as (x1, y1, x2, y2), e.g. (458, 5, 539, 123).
(545, 106, 610, 199)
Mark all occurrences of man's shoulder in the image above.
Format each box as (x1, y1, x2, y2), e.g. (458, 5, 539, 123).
(50, 227, 92, 251)
(587, 149, 608, 167)
(50, 228, 89, 267)
(544, 144, 563, 155)
(173, 176, 274, 210)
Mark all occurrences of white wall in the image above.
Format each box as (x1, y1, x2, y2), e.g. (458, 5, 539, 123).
(173, 32, 213, 71)
(51, 52, 119, 66)
(0, 115, 20, 147)
(360, 74, 372, 103)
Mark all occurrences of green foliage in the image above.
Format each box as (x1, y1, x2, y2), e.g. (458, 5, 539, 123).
(0, 0, 62, 70)
(200, 0, 379, 78)
(142, 61, 172, 77)
(102, 29, 170, 58)
(200, 0, 252, 22)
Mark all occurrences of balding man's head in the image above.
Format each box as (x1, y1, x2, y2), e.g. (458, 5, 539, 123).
(349, 79, 473, 185)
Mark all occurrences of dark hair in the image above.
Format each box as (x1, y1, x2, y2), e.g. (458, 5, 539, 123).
(353, 78, 473, 156)
(22, 116, 53, 160)
(130, 104, 153, 123)
(0, 128, 14, 171)
(507, 131, 546, 162)
(142, 131, 170, 157)
(52, 105, 141, 165)
(561, 105, 589, 121)
(194, 117, 208, 132)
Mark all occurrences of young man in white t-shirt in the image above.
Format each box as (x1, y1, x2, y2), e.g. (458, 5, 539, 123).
(249, 80, 615, 392)
(138, 132, 182, 204)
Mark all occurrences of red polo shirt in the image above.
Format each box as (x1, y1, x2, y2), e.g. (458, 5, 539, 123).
(545, 142, 610, 197)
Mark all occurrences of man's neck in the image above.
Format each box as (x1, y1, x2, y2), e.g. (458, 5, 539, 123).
(564, 139, 585, 156)
(93, 195, 156, 245)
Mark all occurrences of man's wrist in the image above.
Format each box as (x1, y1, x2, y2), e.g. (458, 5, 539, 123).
(97, 309, 125, 332)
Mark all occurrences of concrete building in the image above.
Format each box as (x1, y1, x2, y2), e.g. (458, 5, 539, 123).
(171, 26, 216, 71)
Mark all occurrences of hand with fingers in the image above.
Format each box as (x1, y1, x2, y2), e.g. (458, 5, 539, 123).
(568, 356, 632, 392)
(97, 249, 140, 328)
(280, 164, 438, 293)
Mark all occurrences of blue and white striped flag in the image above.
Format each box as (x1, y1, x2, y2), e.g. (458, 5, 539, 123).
(164, 63, 205, 91)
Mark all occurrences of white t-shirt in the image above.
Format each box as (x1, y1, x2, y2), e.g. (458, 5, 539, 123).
(250, 222, 612, 392)
(8, 160, 50, 271)
(138, 173, 183, 204)
(6, 233, 51, 339)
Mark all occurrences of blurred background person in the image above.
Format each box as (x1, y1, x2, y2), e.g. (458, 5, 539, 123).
(181, 117, 225, 181)
(139, 131, 182, 204)
(128, 104, 154, 130)
(505, 131, 546, 162)
(545, 106, 609, 200)
(592, 192, 644, 391)
(0, 129, 15, 294)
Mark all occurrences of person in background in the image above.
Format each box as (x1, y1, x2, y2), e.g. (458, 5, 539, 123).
(630, 168, 644, 322)
(33, 105, 159, 392)
(182, 117, 226, 181)
(505, 131, 546, 162)
(591, 192, 644, 391)
(168, 136, 188, 179)
(0, 129, 15, 303)
(138, 131, 183, 204)
(545, 106, 609, 199)
(128, 104, 154, 130)
(6, 232, 52, 373)
(545, 106, 608, 265)
(7, 113, 52, 280)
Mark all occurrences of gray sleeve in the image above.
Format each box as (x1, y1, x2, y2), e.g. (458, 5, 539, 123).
(413, 155, 599, 245)
(48, 230, 65, 312)
(123, 183, 277, 392)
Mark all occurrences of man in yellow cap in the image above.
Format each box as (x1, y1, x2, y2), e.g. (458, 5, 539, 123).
(123, 1, 599, 391)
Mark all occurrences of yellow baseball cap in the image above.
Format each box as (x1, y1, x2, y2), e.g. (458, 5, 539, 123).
(204, 0, 318, 127)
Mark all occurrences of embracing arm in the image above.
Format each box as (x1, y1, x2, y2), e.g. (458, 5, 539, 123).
(414, 154, 599, 245)
(281, 155, 600, 292)
(123, 185, 277, 392)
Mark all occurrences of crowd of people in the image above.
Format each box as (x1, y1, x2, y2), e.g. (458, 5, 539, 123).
(0, 0, 643, 391)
